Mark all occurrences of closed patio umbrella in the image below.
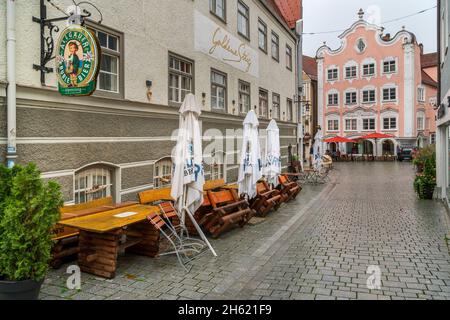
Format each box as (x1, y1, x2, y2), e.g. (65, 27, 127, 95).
(238, 110, 262, 199)
(171, 93, 216, 256)
(263, 120, 281, 187)
(312, 129, 323, 171)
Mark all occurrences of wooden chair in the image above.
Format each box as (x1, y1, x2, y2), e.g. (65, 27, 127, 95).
(199, 189, 255, 238)
(278, 175, 302, 202)
(251, 181, 283, 217)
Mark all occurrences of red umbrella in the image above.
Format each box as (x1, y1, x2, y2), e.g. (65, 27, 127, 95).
(323, 136, 355, 143)
(359, 133, 395, 157)
(360, 133, 395, 140)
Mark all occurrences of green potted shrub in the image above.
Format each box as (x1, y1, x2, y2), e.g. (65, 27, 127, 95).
(413, 150, 436, 200)
(0, 164, 63, 300)
(413, 145, 435, 174)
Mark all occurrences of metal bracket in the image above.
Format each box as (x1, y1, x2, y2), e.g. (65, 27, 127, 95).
(32, 0, 91, 85)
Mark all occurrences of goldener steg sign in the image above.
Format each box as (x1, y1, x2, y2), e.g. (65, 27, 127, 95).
(194, 11, 259, 78)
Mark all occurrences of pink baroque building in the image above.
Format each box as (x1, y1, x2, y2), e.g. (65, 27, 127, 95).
(316, 9, 438, 156)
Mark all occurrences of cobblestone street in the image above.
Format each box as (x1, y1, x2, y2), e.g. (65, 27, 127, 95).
(40, 162, 450, 300)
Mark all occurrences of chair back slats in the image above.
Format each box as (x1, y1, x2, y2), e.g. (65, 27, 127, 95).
(204, 179, 226, 191)
(139, 188, 173, 205)
(207, 190, 235, 208)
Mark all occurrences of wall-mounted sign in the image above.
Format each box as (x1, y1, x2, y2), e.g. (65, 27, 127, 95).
(194, 11, 259, 78)
(56, 25, 100, 96)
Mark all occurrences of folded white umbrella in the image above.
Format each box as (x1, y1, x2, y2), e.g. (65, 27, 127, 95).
(313, 129, 323, 171)
(238, 110, 262, 199)
(263, 120, 281, 187)
(171, 93, 216, 256)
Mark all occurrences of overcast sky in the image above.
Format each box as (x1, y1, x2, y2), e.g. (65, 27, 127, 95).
(302, 0, 438, 57)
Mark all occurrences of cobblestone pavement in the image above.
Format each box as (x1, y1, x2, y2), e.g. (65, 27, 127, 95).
(40, 162, 450, 300)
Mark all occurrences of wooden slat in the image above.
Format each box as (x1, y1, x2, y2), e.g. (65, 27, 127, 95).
(139, 188, 173, 204)
(204, 179, 225, 191)
(60, 197, 113, 214)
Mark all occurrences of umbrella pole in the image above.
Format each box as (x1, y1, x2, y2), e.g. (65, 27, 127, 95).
(182, 204, 217, 257)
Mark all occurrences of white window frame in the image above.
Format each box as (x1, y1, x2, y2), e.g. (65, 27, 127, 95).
(169, 53, 194, 104)
(238, 80, 251, 114)
(361, 58, 376, 78)
(237, 0, 250, 39)
(327, 119, 339, 132)
(327, 90, 339, 107)
(362, 88, 376, 104)
(344, 89, 357, 106)
(74, 166, 113, 204)
(327, 66, 339, 81)
(344, 118, 358, 132)
(210, 0, 226, 21)
(417, 86, 426, 103)
(382, 57, 397, 74)
(154, 157, 173, 189)
(345, 64, 358, 79)
(382, 117, 398, 131)
(382, 85, 398, 103)
(272, 93, 281, 119)
(417, 112, 426, 131)
(211, 69, 227, 111)
(362, 118, 376, 131)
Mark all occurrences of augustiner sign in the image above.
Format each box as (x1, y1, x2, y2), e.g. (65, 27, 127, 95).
(56, 25, 100, 96)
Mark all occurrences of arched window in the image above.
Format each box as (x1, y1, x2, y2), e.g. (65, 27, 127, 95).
(74, 165, 114, 204)
(154, 157, 173, 189)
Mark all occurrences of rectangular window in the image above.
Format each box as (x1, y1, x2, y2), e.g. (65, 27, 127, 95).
(345, 66, 357, 79)
(286, 98, 293, 122)
(259, 89, 269, 118)
(345, 92, 357, 105)
(272, 93, 280, 119)
(237, 1, 250, 39)
(363, 63, 375, 76)
(383, 88, 397, 102)
(328, 120, 339, 131)
(345, 119, 357, 131)
(362, 90, 376, 103)
(418, 87, 425, 102)
(88, 27, 122, 95)
(169, 54, 194, 104)
(286, 45, 293, 70)
(383, 60, 396, 73)
(258, 19, 267, 52)
(328, 93, 339, 106)
(238, 80, 250, 114)
(383, 117, 397, 130)
(210, 0, 226, 21)
(363, 118, 376, 131)
(327, 68, 338, 81)
(417, 117, 425, 131)
(211, 70, 227, 110)
(271, 32, 280, 61)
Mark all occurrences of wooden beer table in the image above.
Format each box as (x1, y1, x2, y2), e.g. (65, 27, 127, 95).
(59, 204, 160, 279)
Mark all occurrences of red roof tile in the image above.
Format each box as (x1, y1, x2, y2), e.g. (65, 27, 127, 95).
(274, 0, 302, 29)
(421, 52, 438, 69)
(303, 55, 317, 80)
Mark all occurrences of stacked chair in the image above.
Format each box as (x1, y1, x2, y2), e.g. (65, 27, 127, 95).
(250, 180, 283, 217)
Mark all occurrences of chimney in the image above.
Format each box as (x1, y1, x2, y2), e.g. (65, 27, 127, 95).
(382, 33, 391, 41)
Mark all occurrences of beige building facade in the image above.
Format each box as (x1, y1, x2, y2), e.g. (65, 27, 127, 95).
(0, 0, 300, 204)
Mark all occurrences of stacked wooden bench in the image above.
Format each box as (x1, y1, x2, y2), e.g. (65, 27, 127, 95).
(251, 180, 283, 217)
(199, 188, 255, 238)
(278, 174, 302, 203)
(51, 197, 137, 268)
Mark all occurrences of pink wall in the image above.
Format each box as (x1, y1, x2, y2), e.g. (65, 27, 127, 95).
(317, 20, 437, 145)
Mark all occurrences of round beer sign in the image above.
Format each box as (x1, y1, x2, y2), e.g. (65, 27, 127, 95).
(56, 25, 100, 96)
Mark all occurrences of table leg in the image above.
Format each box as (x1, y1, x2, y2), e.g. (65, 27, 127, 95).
(126, 221, 160, 258)
(78, 230, 121, 279)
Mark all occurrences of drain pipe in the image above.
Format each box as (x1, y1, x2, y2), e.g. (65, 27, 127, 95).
(6, 0, 17, 168)
(295, 18, 304, 171)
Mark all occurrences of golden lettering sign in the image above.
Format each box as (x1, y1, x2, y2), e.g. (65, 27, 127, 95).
(209, 27, 252, 73)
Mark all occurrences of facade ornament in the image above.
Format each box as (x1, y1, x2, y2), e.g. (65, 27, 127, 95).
(358, 8, 365, 20)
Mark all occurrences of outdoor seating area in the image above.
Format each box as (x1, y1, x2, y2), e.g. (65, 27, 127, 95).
(47, 96, 327, 279)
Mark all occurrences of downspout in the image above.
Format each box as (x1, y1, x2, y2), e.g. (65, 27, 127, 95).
(6, 0, 17, 168)
(295, 18, 304, 171)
